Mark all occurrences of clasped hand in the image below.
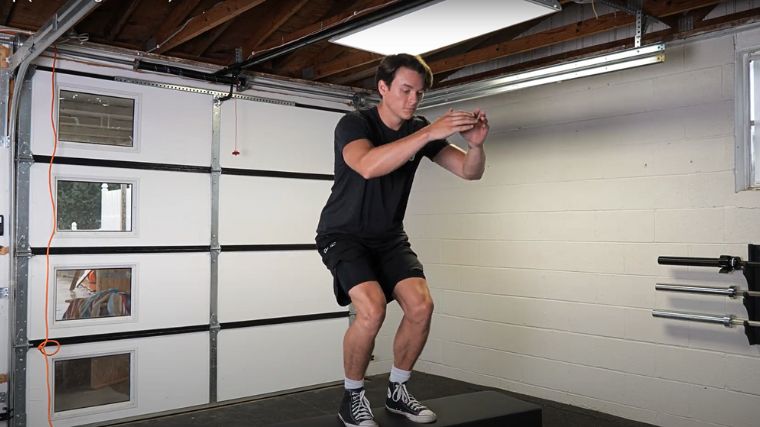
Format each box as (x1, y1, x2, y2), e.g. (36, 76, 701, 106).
(427, 108, 489, 147)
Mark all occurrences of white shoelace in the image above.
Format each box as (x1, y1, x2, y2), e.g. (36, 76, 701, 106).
(351, 389, 375, 421)
(390, 383, 426, 412)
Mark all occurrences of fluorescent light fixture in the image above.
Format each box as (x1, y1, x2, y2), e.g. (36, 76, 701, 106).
(420, 43, 666, 109)
(330, 0, 561, 56)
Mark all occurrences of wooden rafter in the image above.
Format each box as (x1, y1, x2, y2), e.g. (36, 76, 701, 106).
(156, 0, 267, 54)
(263, 0, 389, 74)
(427, 15, 554, 63)
(321, 11, 634, 85)
(240, 0, 309, 58)
(428, 12, 635, 75)
(424, 0, 727, 84)
(643, 0, 724, 18)
(152, 0, 201, 50)
(253, 0, 393, 53)
(658, 4, 718, 30)
(331, 65, 376, 86)
(106, 0, 142, 42)
(0, 1, 14, 26)
(299, 44, 353, 79)
(312, 50, 382, 81)
(673, 5, 760, 39)
(438, 6, 760, 89)
(323, 8, 558, 84)
(191, 21, 234, 57)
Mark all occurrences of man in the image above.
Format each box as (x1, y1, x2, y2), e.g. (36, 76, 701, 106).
(316, 54, 488, 427)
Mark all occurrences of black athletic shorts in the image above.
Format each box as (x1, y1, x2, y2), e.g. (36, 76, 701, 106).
(315, 232, 425, 306)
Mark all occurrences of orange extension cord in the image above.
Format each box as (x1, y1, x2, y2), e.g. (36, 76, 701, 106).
(38, 47, 62, 427)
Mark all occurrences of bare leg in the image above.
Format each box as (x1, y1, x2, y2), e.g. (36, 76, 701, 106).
(392, 277, 434, 371)
(344, 281, 387, 380)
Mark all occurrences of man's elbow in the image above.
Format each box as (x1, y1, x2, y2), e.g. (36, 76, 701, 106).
(355, 163, 380, 180)
(462, 169, 484, 180)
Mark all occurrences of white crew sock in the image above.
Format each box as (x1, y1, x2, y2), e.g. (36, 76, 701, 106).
(344, 377, 364, 390)
(389, 366, 411, 384)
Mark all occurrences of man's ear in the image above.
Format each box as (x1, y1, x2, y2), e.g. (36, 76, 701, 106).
(378, 80, 389, 96)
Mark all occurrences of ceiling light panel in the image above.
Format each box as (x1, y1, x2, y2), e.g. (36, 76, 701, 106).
(330, 0, 561, 56)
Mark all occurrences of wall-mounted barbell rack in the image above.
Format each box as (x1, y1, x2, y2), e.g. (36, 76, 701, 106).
(653, 244, 760, 345)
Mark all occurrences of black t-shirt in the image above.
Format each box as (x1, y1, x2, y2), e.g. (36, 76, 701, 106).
(316, 106, 448, 239)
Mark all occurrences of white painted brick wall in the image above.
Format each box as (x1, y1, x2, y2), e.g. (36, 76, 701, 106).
(396, 32, 760, 427)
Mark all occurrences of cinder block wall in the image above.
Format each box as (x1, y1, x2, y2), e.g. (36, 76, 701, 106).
(371, 31, 760, 427)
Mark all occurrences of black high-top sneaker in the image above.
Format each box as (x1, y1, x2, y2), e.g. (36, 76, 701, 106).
(385, 381, 437, 423)
(338, 388, 378, 427)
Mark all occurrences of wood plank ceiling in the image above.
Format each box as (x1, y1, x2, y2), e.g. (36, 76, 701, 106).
(1, 0, 757, 91)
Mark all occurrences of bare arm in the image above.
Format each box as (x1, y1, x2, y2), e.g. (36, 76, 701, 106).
(433, 109, 489, 180)
(434, 144, 486, 180)
(343, 110, 479, 179)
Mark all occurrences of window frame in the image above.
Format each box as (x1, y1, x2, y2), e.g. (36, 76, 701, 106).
(51, 263, 138, 327)
(53, 176, 138, 236)
(736, 48, 760, 191)
(51, 350, 137, 418)
(55, 83, 141, 152)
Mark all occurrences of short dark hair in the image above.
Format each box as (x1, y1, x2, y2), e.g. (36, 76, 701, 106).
(375, 54, 433, 90)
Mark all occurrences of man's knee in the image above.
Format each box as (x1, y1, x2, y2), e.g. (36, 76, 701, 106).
(406, 296, 434, 325)
(395, 277, 434, 325)
(349, 282, 387, 334)
(354, 302, 386, 333)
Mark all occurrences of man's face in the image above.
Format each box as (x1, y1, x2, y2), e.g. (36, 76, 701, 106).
(379, 66, 425, 120)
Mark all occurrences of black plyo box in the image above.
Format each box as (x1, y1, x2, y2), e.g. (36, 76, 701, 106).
(271, 390, 542, 427)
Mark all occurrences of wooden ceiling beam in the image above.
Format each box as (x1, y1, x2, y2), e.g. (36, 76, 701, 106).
(425, 13, 551, 64)
(264, 0, 389, 74)
(191, 21, 235, 57)
(152, 0, 201, 50)
(313, 51, 383, 81)
(643, 0, 724, 18)
(331, 65, 377, 86)
(0, 1, 15, 26)
(679, 5, 760, 36)
(338, 7, 570, 86)
(658, 5, 717, 30)
(299, 0, 721, 82)
(427, 12, 635, 75)
(318, 11, 634, 83)
(156, 0, 267, 54)
(315, 3, 571, 82)
(438, 6, 760, 89)
(241, 0, 309, 58)
(106, 0, 142, 42)
(254, 0, 393, 53)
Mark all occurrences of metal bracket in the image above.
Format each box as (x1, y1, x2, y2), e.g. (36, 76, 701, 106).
(8, 0, 102, 71)
(0, 288, 8, 299)
(635, 9, 648, 47)
(595, 0, 663, 46)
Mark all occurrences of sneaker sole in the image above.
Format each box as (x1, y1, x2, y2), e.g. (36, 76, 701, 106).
(385, 406, 437, 423)
(338, 413, 379, 427)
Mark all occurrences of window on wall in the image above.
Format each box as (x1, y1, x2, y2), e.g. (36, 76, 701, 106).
(58, 90, 135, 147)
(748, 59, 760, 188)
(55, 267, 132, 321)
(56, 180, 133, 232)
(54, 353, 132, 413)
(738, 51, 760, 191)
